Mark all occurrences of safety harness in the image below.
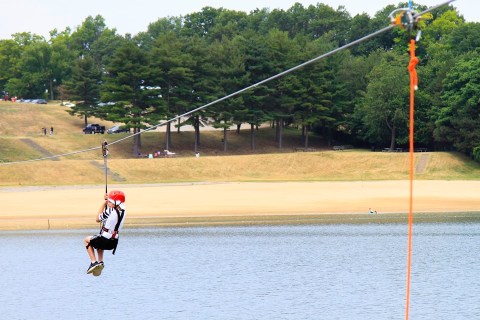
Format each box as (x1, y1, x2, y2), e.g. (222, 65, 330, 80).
(100, 206, 125, 255)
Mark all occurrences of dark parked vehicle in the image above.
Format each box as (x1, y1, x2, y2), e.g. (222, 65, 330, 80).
(83, 124, 105, 134)
(107, 125, 129, 134)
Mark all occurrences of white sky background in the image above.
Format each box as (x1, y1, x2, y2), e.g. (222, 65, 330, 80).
(0, 0, 476, 40)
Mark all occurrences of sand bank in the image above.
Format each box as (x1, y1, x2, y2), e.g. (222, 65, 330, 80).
(1, 180, 480, 230)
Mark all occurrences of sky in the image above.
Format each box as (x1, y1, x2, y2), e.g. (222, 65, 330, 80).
(0, 0, 476, 40)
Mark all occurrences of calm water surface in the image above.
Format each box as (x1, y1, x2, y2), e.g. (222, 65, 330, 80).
(0, 223, 479, 320)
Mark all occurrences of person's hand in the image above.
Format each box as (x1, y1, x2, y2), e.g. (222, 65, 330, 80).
(104, 193, 108, 201)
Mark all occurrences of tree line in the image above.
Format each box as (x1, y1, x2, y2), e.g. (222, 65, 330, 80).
(0, 2, 479, 158)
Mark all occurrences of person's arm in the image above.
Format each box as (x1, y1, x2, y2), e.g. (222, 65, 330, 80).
(96, 194, 108, 223)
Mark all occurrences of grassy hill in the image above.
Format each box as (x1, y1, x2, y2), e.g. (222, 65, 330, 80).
(1, 101, 480, 186)
(0, 101, 327, 159)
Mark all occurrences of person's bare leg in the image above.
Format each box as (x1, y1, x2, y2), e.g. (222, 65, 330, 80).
(84, 236, 97, 262)
(97, 249, 104, 263)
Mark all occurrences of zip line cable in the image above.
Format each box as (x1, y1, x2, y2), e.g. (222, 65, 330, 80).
(0, 0, 457, 318)
(0, 24, 395, 165)
(0, 0, 454, 167)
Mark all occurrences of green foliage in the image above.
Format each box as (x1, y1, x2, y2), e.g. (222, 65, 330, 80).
(101, 40, 161, 154)
(0, 3, 478, 159)
(102, 41, 159, 124)
(13, 41, 53, 98)
(473, 146, 480, 162)
(0, 40, 21, 90)
(64, 56, 102, 125)
(357, 51, 410, 148)
(69, 15, 107, 54)
(436, 53, 480, 154)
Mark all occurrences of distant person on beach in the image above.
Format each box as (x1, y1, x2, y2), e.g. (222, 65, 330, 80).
(50, 127, 54, 135)
(84, 190, 126, 276)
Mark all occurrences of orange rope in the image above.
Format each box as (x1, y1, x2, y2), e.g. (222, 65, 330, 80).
(408, 41, 419, 91)
(405, 38, 418, 320)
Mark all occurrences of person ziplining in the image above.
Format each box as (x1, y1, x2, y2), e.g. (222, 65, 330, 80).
(84, 190, 126, 276)
(68, 1, 451, 285)
(84, 141, 126, 276)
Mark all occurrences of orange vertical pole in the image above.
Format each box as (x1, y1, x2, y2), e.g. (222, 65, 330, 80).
(405, 38, 418, 320)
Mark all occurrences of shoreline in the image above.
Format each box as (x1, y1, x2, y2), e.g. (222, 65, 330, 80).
(2, 180, 480, 231)
(2, 212, 480, 232)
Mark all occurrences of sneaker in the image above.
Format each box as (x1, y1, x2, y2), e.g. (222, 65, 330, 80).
(92, 261, 104, 277)
(87, 261, 98, 274)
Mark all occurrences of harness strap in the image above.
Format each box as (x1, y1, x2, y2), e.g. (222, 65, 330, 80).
(102, 227, 119, 239)
(113, 207, 125, 232)
(99, 207, 125, 255)
(112, 207, 125, 255)
(100, 207, 125, 238)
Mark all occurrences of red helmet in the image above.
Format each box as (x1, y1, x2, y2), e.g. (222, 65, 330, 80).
(108, 190, 125, 205)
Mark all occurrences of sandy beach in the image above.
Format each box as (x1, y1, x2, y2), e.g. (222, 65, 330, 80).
(1, 180, 480, 230)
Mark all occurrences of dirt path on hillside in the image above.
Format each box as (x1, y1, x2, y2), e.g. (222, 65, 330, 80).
(20, 138, 59, 160)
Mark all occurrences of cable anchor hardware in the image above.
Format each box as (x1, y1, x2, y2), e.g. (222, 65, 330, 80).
(102, 141, 109, 158)
(102, 140, 109, 194)
(389, 8, 422, 41)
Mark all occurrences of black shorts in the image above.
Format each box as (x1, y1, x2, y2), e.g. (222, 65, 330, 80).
(89, 235, 118, 251)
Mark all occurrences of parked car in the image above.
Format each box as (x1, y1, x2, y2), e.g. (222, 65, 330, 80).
(107, 125, 130, 134)
(83, 124, 105, 134)
(36, 99, 47, 104)
(61, 101, 75, 107)
(98, 102, 116, 107)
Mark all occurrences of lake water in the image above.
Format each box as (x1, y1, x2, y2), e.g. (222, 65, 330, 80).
(0, 222, 479, 320)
